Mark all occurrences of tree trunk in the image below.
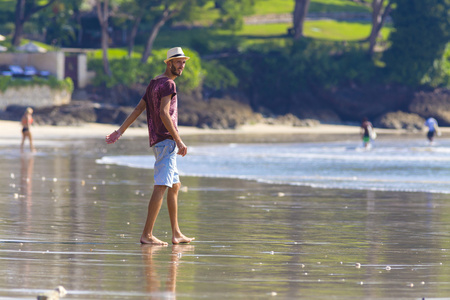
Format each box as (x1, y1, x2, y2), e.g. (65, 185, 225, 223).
(140, 7, 176, 63)
(293, 0, 311, 40)
(12, 0, 26, 46)
(75, 8, 83, 46)
(127, 15, 142, 57)
(96, 0, 112, 77)
(368, 0, 393, 55)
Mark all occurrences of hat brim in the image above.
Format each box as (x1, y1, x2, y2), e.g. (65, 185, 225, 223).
(164, 56, 190, 63)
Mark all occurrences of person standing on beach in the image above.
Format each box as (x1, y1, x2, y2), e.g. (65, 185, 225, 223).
(360, 117, 374, 149)
(105, 47, 194, 246)
(424, 117, 441, 144)
(20, 107, 35, 152)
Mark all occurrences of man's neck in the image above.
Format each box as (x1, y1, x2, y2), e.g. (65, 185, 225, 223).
(163, 69, 177, 80)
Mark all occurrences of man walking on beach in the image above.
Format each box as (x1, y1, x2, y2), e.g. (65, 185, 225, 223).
(106, 47, 194, 246)
(424, 117, 441, 144)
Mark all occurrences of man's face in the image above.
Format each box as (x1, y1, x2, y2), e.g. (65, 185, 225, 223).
(169, 58, 187, 76)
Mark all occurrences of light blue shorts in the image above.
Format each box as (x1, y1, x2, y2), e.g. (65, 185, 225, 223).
(153, 139, 180, 187)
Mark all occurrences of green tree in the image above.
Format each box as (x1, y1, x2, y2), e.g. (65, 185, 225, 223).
(33, 1, 82, 47)
(12, 0, 59, 46)
(117, 0, 159, 57)
(136, 0, 253, 62)
(345, 0, 393, 55)
(140, 0, 181, 63)
(213, 0, 254, 31)
(383, 0, 450, 85)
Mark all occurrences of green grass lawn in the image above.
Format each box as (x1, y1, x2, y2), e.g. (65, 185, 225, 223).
(249, 0, 370, 15)
(304, 20, 392, 41)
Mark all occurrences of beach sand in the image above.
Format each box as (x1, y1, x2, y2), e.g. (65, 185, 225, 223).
(3, 118, 449, 140)
(0, 119, 411, 139)
(1, 120, 450, 299)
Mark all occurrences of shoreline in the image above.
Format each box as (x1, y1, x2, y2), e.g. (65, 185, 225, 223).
(2, 119, 444, 141)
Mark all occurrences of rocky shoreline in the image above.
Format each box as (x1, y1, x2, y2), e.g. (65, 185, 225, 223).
(1, 86, 449, 131)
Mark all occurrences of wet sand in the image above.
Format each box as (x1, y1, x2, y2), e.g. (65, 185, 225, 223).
(1, 128, 450, 299)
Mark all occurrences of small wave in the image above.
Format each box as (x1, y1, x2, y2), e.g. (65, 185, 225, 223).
(96, 138, 450, 195)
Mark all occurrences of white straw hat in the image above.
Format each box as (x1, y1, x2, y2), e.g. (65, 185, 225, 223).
(164, 47, 190, 63)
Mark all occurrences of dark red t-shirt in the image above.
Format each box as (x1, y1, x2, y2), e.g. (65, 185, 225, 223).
(143, 77, 178, 147)
(361, 121, 372, 137)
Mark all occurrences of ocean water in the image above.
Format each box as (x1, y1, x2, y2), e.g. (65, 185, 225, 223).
(97, 137, 450, 194)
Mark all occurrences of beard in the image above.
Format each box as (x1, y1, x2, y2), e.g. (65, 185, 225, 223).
(170, 64, 182, 76)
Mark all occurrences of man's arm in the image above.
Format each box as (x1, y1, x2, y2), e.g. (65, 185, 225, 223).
(160, 94, 187, 156)
(106, 98, 146, 144)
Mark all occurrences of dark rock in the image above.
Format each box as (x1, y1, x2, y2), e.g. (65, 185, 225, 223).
(269, 113, 320, 127)
(312, 84, 414, 122)
(409, 88, 450, 126)
(179, 95, 263, 129)
(374, 111, 424, 130)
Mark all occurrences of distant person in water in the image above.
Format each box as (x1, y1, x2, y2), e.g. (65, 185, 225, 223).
(360, 117, 375, 149)
(424, 117, 441, 144)
(20, 107, 35, 152)
(106, 47, 194, 246)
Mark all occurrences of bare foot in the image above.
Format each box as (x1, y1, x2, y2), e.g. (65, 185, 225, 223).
(172, 234, 195, 244)
(140, 235, 168, 246)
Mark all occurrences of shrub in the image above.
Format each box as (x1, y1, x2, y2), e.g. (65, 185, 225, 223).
(202, 60, 238, 91)
(88, 48, 204, 92)
(0, 76, 73, 93)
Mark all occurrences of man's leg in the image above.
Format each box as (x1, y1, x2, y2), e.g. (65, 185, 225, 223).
(28, 132, 35, 152)
(20, 133, 25, 152)
(140, 185, 168, 245)
(167, 182, 194, 244)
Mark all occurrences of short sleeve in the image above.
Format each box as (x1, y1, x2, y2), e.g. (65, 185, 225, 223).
(160, 79, 176, 99)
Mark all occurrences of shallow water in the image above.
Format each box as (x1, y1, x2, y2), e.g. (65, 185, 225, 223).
(97, 137, 450, 194)
(0, 135, 450, 299)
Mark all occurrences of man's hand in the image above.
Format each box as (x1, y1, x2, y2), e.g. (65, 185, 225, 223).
(176, 140, 187, 157)
(105, 130, 122, 144)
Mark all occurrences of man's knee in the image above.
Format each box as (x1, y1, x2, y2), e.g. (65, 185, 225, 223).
(153, 185, 168, 195)
(170, 182, 181, 191)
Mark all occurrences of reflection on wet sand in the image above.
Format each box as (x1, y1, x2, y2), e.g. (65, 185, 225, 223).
(20, 154, 34, 205)
(20, 154, 34, 232)
(1, 138, 450, 299)
(141, 244, 194, 299)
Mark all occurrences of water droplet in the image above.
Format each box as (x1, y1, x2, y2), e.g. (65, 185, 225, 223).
(355, 263, 361, 268)
(385, 266, 391, 271)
